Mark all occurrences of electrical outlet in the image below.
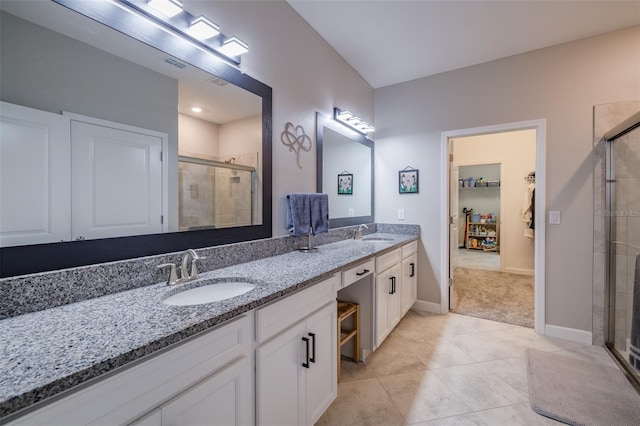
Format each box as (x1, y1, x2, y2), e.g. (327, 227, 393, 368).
(398, 209, 405, 220)
(549, 210, 561, 224)
(348, 208, 355, 217)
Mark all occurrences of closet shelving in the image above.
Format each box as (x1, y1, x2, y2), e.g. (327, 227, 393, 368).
(466, 220, 499, 252)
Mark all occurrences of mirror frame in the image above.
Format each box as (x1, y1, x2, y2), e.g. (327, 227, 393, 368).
(316, 112, 374, 228)
(0, 0, 273, 278)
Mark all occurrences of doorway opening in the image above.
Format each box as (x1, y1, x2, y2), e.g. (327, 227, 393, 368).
(441, 120, 546, 334)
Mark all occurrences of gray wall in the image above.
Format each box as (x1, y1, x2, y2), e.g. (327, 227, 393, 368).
(375, 25, 640, 333)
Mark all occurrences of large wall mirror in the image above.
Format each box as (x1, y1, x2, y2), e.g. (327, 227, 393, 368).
(0, 0, 272, 277)
(316, 112, 374, 228)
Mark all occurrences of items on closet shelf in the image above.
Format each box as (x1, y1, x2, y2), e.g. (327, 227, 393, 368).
(285, 193, 329, 236)
(522, 171, 535, 238)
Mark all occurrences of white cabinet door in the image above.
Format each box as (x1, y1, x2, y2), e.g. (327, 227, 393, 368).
(401, 253, 418, 316)
(256, 300, 337, 426)
(376, 264, 401, 346)
(71, 120, 163, 240)
(161, 357, 251, 426)
(304, 302, 337, 425)
(0, 101, 70, 247)
(256, 320, 306, 426)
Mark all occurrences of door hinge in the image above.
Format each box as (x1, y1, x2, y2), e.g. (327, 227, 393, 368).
(449, 278, 453, 287)
(449, 216, 454, 225)
(160, 151, 163, 161)
(449, 153, 454, 162)
(161, 215, 164, 224)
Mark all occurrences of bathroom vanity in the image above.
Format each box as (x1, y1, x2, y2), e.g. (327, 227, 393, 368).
(0, 230, 418, 425)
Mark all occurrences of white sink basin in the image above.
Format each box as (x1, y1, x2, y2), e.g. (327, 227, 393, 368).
(163, 280, 256, 306)
(361, 237, 394, 242)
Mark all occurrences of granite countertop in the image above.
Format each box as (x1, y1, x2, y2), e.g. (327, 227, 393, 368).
(0, 232, 417, 418)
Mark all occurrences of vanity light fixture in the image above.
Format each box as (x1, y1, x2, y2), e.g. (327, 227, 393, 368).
(334, 108, 375, 135)
(218, 36, 249, 57)
(119, 0, 249, 64)
(147, 0, 183, 18)
(189, 16, 220, 40)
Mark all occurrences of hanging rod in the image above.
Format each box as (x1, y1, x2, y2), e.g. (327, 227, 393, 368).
(612, 241, 640, 252)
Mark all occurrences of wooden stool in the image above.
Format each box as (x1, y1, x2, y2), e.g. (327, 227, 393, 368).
(337, 301, 360, 382)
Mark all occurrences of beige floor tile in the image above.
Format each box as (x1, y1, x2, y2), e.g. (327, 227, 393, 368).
(325, 378, 405, 426)
(433, 364, 528, 411)
(480, 357, 529, 398)
(339, 357, 376, 382)
(475, 402, 564, 425)
(367, 334, 427, 377)
(552, 344, 618, 367)
(378, 371, 472, 423)
(314, 412, 330, 426)
(497, 327, 585, 353)
(408, 338, 478, 369)
(411, 413, 487, 426)
(446, 330, 522, 362)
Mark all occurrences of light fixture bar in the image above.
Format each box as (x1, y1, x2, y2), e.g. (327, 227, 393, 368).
(334, 108, 375, 135)
(147, 0, 182, 18)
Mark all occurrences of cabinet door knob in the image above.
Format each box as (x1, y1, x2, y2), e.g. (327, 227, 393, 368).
(308, 332, 316, 363)
(302, 337, 310, 368)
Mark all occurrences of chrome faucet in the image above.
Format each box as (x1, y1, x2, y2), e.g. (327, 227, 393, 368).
(157, 249, 205, 286)
(354, 223, 369, 240)
(180, 249, 202, 281)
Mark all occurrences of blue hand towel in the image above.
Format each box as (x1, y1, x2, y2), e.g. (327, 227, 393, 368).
(630, 254, 640, 371)
(310, 193, 329, 235)
(286, 193, 311, 236)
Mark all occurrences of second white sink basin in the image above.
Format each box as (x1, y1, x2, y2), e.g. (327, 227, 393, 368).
(163, 280, 256, 306)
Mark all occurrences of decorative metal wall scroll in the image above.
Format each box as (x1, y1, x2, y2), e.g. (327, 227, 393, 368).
(281, 122, 312, 169)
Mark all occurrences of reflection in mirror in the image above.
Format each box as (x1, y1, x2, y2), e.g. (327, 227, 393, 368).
(0, 1, 272, 277)
(316, 112, 374, 228)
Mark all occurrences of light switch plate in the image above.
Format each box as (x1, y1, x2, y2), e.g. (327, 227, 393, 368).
(348, 208, 355, 217)
(549, 210, 561, 224)
(398, 209, 405, 220)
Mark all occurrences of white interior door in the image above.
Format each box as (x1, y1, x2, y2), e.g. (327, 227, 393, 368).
(0, 102, 71, 247)
(71, 120, 163, 240)
(449, 142, 459, 310)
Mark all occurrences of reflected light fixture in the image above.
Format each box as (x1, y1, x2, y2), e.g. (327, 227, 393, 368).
(218, 36, 249, 57)
(334, 108, 375, 135)
(191, 107, 202, 113)
(189, 16, 220, 40)
(147, 0, 183, 18)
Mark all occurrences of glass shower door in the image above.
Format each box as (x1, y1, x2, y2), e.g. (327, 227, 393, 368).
(606, 124, 640, 378)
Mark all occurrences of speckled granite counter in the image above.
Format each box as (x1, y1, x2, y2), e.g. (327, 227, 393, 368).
(0, 232, 417, 418)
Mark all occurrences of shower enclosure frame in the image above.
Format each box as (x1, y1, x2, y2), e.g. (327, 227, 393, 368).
(603, 111, 640, 391)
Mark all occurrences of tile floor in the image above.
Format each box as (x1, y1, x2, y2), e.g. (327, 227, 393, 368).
(317, 311, 616, 425)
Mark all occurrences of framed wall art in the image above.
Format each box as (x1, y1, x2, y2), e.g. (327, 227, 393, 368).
(338, 173, 353, 195)
(399, 168, 419, 194)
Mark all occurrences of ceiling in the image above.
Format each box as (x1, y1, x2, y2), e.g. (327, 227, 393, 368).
(288, 0, 640, 89)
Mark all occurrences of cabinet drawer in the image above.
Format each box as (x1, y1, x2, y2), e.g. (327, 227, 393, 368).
(376, 248, 401, 273)
(402, 241, 418, 258)
(255, 275, 338, 343)
(341, 258, 375, 288)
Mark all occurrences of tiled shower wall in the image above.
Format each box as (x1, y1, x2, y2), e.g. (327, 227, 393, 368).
(592, 100, 640, 346)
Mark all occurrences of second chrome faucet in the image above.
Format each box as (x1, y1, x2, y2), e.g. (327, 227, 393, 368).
(158, 249, 205, 285)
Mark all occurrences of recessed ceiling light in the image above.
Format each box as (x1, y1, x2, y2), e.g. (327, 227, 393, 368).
(191, 107, 202, 113)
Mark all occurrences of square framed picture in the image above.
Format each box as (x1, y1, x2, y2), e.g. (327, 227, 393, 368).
(338, 173, 353, 195)
(399, 169, 419, 193)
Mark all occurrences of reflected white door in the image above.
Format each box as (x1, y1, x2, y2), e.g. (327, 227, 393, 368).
(449, 146, 459, 310)
(71, 121, 163, 240)
(0, 102, 71, 247)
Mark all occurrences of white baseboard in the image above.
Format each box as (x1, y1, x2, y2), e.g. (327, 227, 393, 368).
(504, 267, 535, 276)
(544, 324, 592, 345)
(412, 300, 442, 314)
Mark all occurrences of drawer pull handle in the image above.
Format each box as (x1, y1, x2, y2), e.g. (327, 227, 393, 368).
(356, 269, 370, 276)
(309, 332, 316, 363)
(302, 336, 310, 368)
(410, 263, 415, 277)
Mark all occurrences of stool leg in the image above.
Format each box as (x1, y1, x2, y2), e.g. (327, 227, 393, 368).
(354, 304, 360, 363)
(337, 315, 341, 382)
